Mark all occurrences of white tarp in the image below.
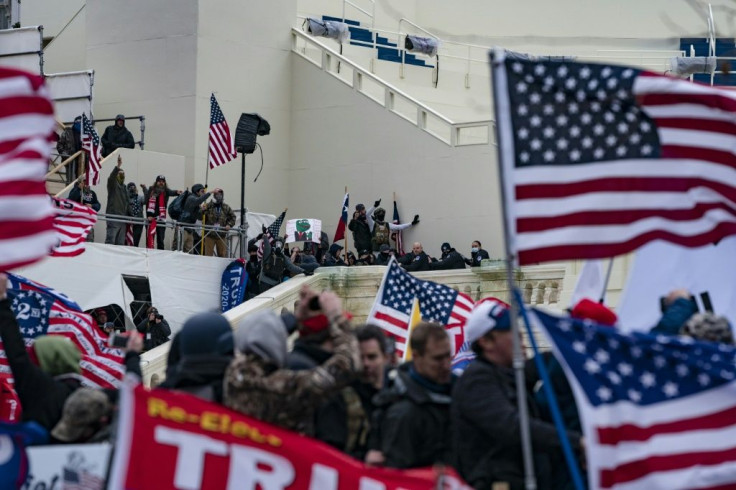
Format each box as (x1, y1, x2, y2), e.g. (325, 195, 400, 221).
(0, 26, 42, 73)
(617, 237, 736, 333)
(46, 70, 94, 124)
(15, 243, 232, 333)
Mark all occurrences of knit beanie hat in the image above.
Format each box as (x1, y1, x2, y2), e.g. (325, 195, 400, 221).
(178, 313, 233, 357)
(234, 311, 288, 368)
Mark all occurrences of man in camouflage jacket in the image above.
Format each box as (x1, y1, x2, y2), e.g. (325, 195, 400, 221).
(223, 286, 360, 435)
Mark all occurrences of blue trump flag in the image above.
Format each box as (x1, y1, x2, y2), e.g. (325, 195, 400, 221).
(0, 421, 48, 489)
(529, 307, 736, 490)
(221, 259, 248, 313)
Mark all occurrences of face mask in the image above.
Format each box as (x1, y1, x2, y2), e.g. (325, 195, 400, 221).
(128, 188, 136, 196)
(471, 247, 479, 253)
(117, 175, 125, 184)
(249, 255, 258, 262)
(214, 194, 223, 203)
(358, 215, 366, 221)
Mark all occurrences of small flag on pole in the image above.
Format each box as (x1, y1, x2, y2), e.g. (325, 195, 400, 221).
(81, 114, 102, 186)
(334, 192, 349, 242)
(208, 94, 237, 169)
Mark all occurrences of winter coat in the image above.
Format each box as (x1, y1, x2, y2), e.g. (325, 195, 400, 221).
(181, 192, 210, 225)
(451, 356, 581, 490)
(136, 318, 172, 351)
(430, 249, 466, 270)
(128, 193, 144, 218)
(68, 186, 101, 212)
(465, 248, 490, 267)
(223, 316, 359, 435)
(101, 124, 135, 157)
(374, 252, 392, 266)
(144, 186, 179, 218)
(158, 354, 232, 404)
(201, 201, 236, 234)
(106, 167, 130, 216)
(651, 297, 698, 336)
(259, 238, 304, 288)
(348, 216, 373, 254)
(372, 363, 453, 469)
(398, 251, 430, 272)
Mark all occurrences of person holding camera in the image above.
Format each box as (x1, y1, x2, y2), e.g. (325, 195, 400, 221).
(136, 306, 171, 352)
(348, 201, 379, 255)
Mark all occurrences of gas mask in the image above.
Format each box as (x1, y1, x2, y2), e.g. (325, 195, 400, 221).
(214, 194, 224, 204)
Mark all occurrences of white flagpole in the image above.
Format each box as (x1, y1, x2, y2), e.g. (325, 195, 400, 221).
(490, 48, 538, 490)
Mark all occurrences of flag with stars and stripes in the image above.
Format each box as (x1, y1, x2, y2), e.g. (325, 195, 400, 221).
(491, 50, 736, 265)
(81, 114, 102, 186)
(257, 210, 287, 259)
(208, 94, 237, 169)
(366, 258, 474, 356)
(1, 273, 125, 389)
(50, 197, 98, 257)
(530, 307, 736, 490)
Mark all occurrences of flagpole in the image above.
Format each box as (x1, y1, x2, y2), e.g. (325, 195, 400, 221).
(490, 49, 538, 490)
(206, 93, 213, 189)
(344, 186, 350, 255)
(598, 257, 615, 304)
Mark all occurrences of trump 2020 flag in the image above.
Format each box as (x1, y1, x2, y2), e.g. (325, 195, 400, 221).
(220, 259, 247, 313)
(531, 307, 736, 490)
(2, 273, 125, 389)
(491, 50, 736, 265)
(367, 257, 474, 356)
(334, 192, 349, 242)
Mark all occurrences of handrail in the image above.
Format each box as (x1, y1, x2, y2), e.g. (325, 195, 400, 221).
(53, 150, 119, 198)
(342, 0, 375, 30)
(46, 150, 82, 178)
(397, 17, 439, 47)
(291, 28, 494, 147)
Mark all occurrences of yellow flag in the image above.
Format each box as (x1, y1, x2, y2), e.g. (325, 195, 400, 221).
(403, 297, 422, 362)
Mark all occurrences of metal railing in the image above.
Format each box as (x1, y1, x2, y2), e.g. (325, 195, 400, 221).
(292, 28, 494, 147)
(82, 115, 147, 150)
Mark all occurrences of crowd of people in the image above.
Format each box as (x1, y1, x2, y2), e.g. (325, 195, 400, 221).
(1, 261, 731, 489)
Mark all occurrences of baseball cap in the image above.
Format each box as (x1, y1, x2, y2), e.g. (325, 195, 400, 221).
(51, 388, 111, 442)
(464, 298, 511, 344)
(570, 298, 617, 327)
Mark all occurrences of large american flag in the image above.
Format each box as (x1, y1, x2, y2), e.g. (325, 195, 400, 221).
(50, 197, 97, 257)
(81, 114, 102, 186)
(531, 307, 736, 490)
(492, 51, 736, 265)
(208, 93, 237, 169)
(0, 67, 58, 271)
(2, 273, 125, 389)
(367, 258, 474, 356)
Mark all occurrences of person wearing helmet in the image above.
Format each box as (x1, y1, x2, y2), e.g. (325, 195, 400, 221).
(370, 206, 419, 253)
(100, 114, 135, 157)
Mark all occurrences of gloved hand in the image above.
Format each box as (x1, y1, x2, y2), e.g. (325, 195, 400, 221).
(412, 214, 420, 225)
(303, 270, 314, 276)
(374, 199, 381, 208)
(262, 224, 268, 234)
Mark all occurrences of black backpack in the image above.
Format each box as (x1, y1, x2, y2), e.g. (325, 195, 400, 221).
(168, 190, 190, 220)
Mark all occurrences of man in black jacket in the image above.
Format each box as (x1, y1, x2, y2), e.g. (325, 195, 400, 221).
(464, 240, 490, 267)
(451, 301, 583, 490)
(430, 242, 466, 270)
(136, 306, 171, 351)
(398, 242, 430, 272)
(69, 180, 101, 242)
(0, 273, 142, 436)
(106, 155, 130, 245)
(371, 322, 454, 468)
(101, 114, 135, 157)
(181, 183, 210, 253)
(348, 202, 378, 255)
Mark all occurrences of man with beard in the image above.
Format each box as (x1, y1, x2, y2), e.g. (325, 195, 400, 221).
(201, 188, 236, 257)
(144, 174, 181, 249)
(105, 155, 130, 245)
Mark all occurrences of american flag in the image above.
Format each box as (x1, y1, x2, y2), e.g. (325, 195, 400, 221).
(367, 258, 474, 355)
(530, 307, 736, 490)
(125, 224, 134, 246)
(492, 51, 736, 265)
(81, 114, 102, 186)
(392, 198, 405, 255)
(0, 67, 58, 271)
(2, 273, 125, 389)
(63, 466, 105, 490)
(208, 94, 237, 169)
(50, 197, 97, 257)
(257, 210, 287, 259)
(334, 192, 349, 242)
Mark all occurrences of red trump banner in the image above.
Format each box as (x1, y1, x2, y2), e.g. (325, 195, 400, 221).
(109, 380, 470, 490)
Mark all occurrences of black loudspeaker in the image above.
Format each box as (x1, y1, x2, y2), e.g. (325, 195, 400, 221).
(234, 113, 271, 154)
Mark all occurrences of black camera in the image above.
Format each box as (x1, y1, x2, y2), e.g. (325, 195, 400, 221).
(308, 296, 321, 311)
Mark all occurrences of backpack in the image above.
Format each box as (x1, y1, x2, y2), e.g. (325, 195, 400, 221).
(168, 190, 190, 221)
(371, 222, 390, 250)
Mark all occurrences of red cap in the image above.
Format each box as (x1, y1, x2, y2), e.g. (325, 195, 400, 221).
(95, 308, 107, 316)
(571, 299, 617, 327)
(299, 312, 353, 337)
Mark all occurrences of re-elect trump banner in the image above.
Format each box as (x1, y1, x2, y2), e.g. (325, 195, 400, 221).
(109, 380, 470, 490)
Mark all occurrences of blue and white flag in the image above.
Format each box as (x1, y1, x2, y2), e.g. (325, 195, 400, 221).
(220, 259, 247, 313)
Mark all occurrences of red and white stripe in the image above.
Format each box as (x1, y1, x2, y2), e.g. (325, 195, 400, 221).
(50, 197, 97, 257)
(0, 67, 58, 270)
(208, 95, 237, 169)
(498, 65, 736, 264)
(582, 382, 736, 490)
